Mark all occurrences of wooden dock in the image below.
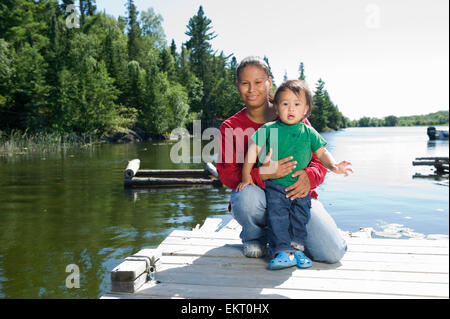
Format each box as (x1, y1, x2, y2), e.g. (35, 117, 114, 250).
(102, 218, 449, 299)
(413, 157, 449, 175)
(123, 159, 222, 188)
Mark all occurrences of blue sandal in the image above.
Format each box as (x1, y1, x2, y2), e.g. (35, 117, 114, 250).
(268, 251, 297, 270)
(294, 251, 312, 268)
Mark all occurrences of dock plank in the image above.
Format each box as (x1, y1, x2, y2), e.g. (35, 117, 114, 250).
(160, 236, 449, 255)
(103, 282, 436, 299)
(167, 229, 449, 247)
(149, 264, 448, 298)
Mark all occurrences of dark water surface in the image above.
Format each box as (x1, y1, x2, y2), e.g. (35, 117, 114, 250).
(0, 126, 448, 298)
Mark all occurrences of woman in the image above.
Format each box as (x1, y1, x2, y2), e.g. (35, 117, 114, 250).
(217, 56, 347, 263)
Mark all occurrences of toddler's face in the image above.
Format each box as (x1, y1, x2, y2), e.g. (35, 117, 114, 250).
(276, 89, 309, 125)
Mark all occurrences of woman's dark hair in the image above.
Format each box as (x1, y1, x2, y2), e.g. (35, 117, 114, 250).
(273, 80, 314, 118)
(236, 56, 271, 81)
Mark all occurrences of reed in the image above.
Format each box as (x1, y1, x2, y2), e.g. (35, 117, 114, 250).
(0, 130, 101, 154)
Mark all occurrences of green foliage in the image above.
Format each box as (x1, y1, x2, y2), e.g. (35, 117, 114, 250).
(348, 111, 448, 127)
(309, 78, 345, 132)
(298, 62, 305, 81)
(1, 2, 354, 145)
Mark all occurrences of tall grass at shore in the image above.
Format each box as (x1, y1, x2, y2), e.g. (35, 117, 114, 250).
(0, 130, 101, 154)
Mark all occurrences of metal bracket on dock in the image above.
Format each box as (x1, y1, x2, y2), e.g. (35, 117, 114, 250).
(125, 255, 160, 283)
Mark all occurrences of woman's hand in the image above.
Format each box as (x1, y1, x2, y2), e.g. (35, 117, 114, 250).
(285, 170, 311, 200)
(236, 175, 255, 192)
(259, 148, 298, 181)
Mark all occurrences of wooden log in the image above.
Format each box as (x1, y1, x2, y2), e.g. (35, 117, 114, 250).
(135, 169, 208, 178)
(205, 162, 219, 178)
(124, 176, 222, 188)
(415, 157, 449, 162)
(413, 161, 446, 166)
(124, 159, 140, 179)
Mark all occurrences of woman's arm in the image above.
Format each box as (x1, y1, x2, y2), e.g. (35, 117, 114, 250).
(216, 123, 266, 190)
(236, 142, 260, 191)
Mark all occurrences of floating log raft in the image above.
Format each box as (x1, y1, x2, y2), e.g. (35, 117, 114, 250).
(124, 159, 222, 188)
(412, 157, 449, 174)
(102, 217, 449, 299)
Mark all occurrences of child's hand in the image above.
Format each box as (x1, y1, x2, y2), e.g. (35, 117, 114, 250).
(332, 161, 354, 176)
(236, 175, 255, 192)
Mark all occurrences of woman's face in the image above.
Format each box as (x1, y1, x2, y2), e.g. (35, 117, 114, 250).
(237, 65, 272, 109)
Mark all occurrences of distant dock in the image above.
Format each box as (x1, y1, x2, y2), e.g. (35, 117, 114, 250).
(102, 218, 449, 299)
(413, 156, 449, 176)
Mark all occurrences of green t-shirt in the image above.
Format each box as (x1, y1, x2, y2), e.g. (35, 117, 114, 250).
(251, 120, 327, 186)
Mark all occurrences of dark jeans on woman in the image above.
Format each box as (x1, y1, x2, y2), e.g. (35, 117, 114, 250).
(265, 180, 312, 258)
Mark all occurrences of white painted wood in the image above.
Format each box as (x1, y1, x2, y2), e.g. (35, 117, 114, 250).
(124, 159, 140, 179)
(205, 162, 219, 178)
(158, 243, 450, 265)
(156, 262, 449, 284)
(160, 237, 450, 261)
(159, 253, 449, 274)
(194, 217, 222, 233)
(150, 264, 448, 298)
(111, 260, 147, 282)
(104, 282, 436, 299)
(168, 229, 449, 247)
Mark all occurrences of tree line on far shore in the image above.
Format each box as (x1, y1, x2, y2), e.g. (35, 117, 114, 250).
(347, 110, 449, 128)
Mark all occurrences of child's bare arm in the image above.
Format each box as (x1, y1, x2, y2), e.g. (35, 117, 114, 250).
(314, 146, 353, 176)
(237, 142, 262, 191)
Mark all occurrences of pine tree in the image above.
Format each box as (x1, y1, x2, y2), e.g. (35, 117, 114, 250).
(309, 79, 329, 132)
(283, 70, 288, 82)
(159, 47, 176, 82)
(126, 0, 141, 61)
(299, 62, 305, 80)
(185, 6, 216, 81)
(169, 39, 177, 58)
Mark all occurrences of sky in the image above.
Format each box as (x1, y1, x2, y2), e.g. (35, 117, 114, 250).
(94, 0, 449, 120)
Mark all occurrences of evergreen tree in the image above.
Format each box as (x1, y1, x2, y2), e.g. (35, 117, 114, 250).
(159, 47, 176, 81)
(185, 6, 216, 81)
(299, 62, 305, 80)
(169, 39, 177, 58)
(178, 45, 203, 116)
(56, 33, 131, 134)
(79, 0, 97, 26)
(126, 0, 141, 61)
(309, 78, 328, 132)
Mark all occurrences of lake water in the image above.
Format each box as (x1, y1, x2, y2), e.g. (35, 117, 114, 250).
(0, 126, 448, 298)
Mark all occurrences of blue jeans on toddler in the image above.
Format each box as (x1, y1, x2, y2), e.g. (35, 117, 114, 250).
(265, 180, 311, 258)
(230, 184, 347, 264)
